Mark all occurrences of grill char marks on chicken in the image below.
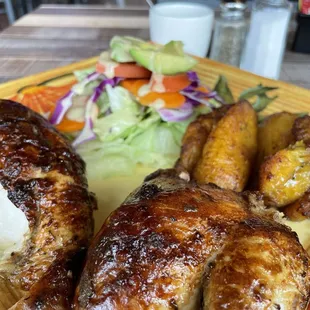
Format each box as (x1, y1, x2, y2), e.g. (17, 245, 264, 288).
(0, 100, 95, 310)
(75, 170, 310, 309)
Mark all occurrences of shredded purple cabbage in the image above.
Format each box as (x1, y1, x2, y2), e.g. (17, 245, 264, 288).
(180, 91, 214, 108)
(158, 108, 193, 122)
(50, 72, 101, 125)
(157, 102, 193, 122)
(187, 71, 199, 86)
(49, 91, 74, 125)
(72, 118, 96, 147)
(72, 76, 122, 147)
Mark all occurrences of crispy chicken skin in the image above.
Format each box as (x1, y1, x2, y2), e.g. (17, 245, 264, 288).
(75, 170, 310, 309)
(0, 100, 95, 309)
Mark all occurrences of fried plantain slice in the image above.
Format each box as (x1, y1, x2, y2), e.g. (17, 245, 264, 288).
(259, 141, 310, 207)
(175, 106, 230, 176)
(193, 101, 258, 192)
(175, 115, 213, 176)
(257, 112, 297, 167)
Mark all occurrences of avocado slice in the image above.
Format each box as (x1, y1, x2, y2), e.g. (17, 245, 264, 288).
(110, 36, 155, 63)
(130, 41, 198, 75)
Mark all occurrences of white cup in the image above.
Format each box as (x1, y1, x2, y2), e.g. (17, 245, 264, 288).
(149, 2, 214, 57)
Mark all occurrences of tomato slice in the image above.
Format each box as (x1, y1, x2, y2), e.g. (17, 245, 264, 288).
(10, 83, 75, 118)
(96, 62, 152, 79)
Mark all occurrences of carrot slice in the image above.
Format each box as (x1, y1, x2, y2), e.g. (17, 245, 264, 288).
(96, 62, 151, 79)
(139, 92, 186, 109)
(150, 73, 191, 93)
(56, 118, 85, 133)
(10, 83, 75, 117)
(121, 79, 186, 109)
(120, 79, 149, 97)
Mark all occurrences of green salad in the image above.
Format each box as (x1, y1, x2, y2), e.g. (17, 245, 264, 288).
(48, 36, 278, 179)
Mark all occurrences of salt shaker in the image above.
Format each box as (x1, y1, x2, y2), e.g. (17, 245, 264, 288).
(209, 0, 248, 67)
(240, 0, 292, 79)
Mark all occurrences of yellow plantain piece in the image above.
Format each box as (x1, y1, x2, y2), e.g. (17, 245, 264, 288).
(259, 141, 310, 207)
(175, 115, 213, 176)
(175, 106, 231, 175)
(257, 112, 297, 167)
(193, 101, 258, 192)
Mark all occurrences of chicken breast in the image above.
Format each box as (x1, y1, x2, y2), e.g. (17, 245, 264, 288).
(75, 169, 310, 309)
(0, 100, 95, 309)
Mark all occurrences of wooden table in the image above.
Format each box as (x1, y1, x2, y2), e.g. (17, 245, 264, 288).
(0, 4, 309, 89)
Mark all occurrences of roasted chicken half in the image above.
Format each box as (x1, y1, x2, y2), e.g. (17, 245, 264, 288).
(0, 100, 95, 309)
(75, 169, 310, 309)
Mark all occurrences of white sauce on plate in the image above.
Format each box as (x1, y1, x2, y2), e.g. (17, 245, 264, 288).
(0, 184, 29, 261)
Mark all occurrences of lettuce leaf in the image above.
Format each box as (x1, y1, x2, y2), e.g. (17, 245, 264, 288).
(77, 140, 136, 179)
(94, 110, 141, 142)
(74, 67, 96, 82)
(77, 112, 189, 178)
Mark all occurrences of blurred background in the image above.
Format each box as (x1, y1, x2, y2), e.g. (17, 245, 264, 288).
(0, 0, 298, 29)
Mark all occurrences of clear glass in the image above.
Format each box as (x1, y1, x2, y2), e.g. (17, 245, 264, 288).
(240, 0, 292, 79)
(209, 3, 248, 67)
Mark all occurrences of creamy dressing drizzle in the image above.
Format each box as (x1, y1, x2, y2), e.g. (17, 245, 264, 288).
(138, 84, 151, 97)
(99, 51, 118, 78)
(104, 61, 118, 79)
(150, 99, 165, 109)
(151, 74, 165, 93)
(65, 95, 99, 123)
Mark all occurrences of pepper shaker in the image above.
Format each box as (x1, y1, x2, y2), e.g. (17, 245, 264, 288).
(209, 0, 248, 67)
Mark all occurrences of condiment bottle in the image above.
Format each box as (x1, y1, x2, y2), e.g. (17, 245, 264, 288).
(240, 0, 292, 79)
(209, 0, 248, 67)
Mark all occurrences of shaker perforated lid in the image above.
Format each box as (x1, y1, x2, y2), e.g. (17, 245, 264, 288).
(221, 0, 247, 10)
